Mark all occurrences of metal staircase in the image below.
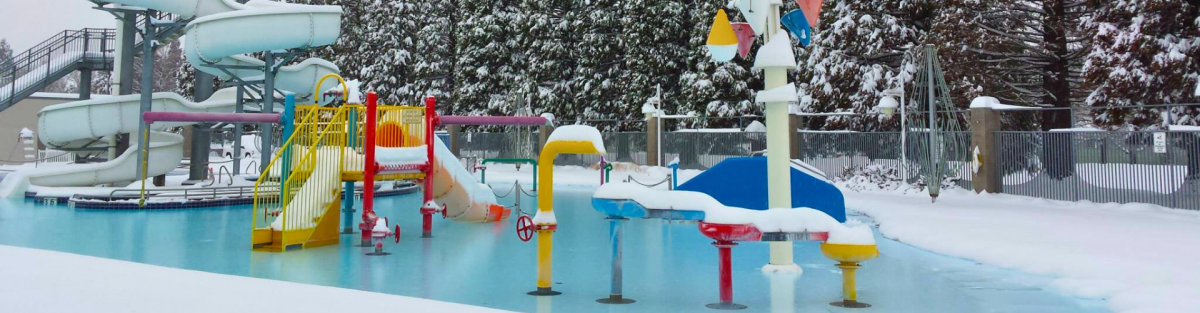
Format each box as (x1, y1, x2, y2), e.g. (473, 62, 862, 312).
(0, 12, 187, 112)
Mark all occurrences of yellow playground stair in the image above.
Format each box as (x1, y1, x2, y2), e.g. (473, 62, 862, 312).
(251, 101, 429, 252)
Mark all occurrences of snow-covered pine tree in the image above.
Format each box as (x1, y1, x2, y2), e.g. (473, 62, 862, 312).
(571, 0, 628, 130)
(924, 0, 1038, 130)
(0, 39, 13, 70)
(619, 0, 689, 128)
(356, 0, 418, 104)
(407, 0, 458, 108)
(517, 0, 581, 120)
(970, 0, 1092, 131)
(677, 0, 757, 129)
(453, 0, 521, 117)
(1084, 0, 1200, 130)
(795, 0, 928, 131)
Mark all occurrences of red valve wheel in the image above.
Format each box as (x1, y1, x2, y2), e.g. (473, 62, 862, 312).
(516, 215, 535, 242)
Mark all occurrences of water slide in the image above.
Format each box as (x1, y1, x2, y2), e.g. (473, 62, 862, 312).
(429, 137, 509, 222)
(0, 0, 342, 198)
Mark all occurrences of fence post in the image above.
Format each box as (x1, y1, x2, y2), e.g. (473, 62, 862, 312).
(538, 125, 555, 160)
(789, 114, 801, 159)
(448, 124, 461, 157)
(970, 107, 1001, 193)
(646, 115, 659, 167)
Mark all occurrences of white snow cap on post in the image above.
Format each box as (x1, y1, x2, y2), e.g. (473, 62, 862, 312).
(547, 125, 606, 153)
(540, 113, 555, 126)
(756, 83, 798, 103)
(969, 96, 1029, 110)
(753, 32, 797, 70)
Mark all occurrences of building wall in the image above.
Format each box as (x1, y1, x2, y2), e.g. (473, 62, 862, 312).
(0, 94, 86, 165)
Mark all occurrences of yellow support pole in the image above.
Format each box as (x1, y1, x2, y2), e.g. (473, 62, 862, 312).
(838, 262, 860, 302)
(530, 140, 603, 296)
(820, 243, 878, 308)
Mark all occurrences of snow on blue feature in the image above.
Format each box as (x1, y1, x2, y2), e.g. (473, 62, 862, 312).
(781, 9, 813, 47)
(676, 157, 846, 222)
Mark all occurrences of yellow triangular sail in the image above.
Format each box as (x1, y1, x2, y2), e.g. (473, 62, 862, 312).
(707, 9, 738, 46)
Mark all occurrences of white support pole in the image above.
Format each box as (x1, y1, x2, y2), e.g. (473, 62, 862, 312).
(763, 2, 796, 270)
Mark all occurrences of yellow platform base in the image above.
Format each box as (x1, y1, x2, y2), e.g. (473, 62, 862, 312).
(820, 243, 880, 263)
(252, 194, 343, 252)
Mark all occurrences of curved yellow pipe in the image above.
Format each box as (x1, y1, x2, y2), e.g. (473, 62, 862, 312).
(534, 140, 602, 290)
(313, 73, 349, 103)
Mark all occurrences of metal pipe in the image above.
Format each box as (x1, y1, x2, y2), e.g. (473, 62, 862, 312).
(421, 96, 437, 238)
(233, 86, 244, 175)
(439, 115, 549, 126)
(143, 112, 282, 124)
(361, 92, 378, 245)
(260, 52, 275, 174)
(343, 108, 358, 234)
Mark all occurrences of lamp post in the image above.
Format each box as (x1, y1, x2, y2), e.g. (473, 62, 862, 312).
(877, 88, 906, 182)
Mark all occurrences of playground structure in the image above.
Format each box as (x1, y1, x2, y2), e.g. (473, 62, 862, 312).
(248, 75, 552, 251)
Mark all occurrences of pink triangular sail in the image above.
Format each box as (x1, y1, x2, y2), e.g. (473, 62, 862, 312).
(731, 23, 755, 59)
(796, 0, 824, 28)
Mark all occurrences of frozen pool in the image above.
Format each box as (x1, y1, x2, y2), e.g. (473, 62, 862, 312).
(0, 184, 1108, 313)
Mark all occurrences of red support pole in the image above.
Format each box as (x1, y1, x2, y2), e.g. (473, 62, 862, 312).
(707, 240, 746, 310)
(360, 92, 379, 245)
(420, 96, 437, 238)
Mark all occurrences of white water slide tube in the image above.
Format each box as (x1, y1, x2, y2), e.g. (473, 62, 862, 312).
(429, 137, 506, 222)
(0, 89, 240, 197)
(111, 0, 343, 100)
(0, 0, 343, 198)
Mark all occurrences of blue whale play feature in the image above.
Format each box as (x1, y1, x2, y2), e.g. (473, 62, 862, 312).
(676, 157, 846, 222)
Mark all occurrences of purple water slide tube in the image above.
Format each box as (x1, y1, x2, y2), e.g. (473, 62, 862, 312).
(438, 116, 549, 126)
(142, 112, 282, 124)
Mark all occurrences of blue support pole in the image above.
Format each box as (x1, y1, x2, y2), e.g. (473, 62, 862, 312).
(597, 216, 634, 304)
(669, 163, 679, 190)
(343, 109, 358, 234)
(280, 95, 296, 185)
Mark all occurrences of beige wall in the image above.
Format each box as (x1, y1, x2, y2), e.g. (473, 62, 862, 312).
(0, 95, 84, 165)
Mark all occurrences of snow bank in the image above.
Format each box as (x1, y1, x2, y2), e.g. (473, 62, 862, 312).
(376, 145, 428, 165)
(848, 189, 1200, 313)
(546, 125, 606, 153)
(744, 120, 766, 132)
(18, 127, 33, 138)
(594, 183, 868, 239)
(0, 245, 514, 313)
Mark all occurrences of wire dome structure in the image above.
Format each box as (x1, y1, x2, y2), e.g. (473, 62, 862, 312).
(906, 45, 971, 202)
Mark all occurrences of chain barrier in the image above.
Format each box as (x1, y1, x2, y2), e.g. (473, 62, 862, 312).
(625, 174, 672, 188)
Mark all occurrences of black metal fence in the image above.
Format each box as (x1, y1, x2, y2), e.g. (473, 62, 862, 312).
(996, 131, 1200, 210)
(795, 131, 975, 189)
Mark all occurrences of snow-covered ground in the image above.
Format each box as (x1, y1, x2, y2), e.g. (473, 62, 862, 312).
(845, 187, 1200, 313)
(0, 245, 513, 313)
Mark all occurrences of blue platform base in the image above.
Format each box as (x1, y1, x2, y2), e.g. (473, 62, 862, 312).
(676, 157, 846, 222)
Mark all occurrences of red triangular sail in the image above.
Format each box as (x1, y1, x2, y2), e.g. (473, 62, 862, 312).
(796, 0, 824, 28)
(731, 23, 755, 59)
